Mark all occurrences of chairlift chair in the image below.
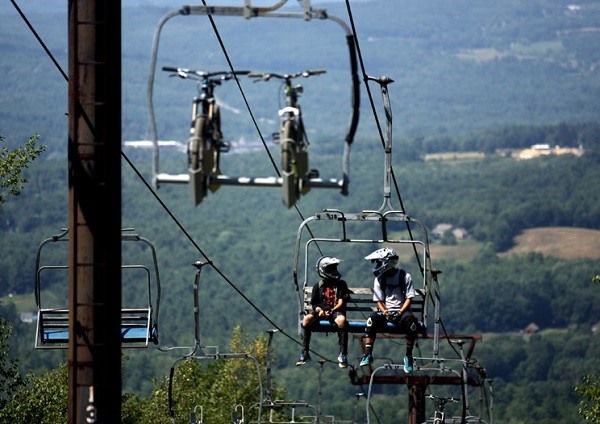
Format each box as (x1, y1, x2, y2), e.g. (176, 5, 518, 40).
(293, 208, 439, 343)
(146, 0, 360, 207)
(291, 75, 443, 370)
(34, 228, 161, 349)
(164, 262, 264, 422)
(247, 329, 318, 424)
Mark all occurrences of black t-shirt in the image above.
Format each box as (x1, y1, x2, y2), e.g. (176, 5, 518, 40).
(310, 279, 351, 312)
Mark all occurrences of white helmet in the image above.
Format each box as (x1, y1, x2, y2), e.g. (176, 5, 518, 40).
(365, 247, 398, 277)
(316, 256, 342, 280)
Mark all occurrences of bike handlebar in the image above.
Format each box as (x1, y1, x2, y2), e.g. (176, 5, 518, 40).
(428, 394, 459, 404)
(247, 69, 327, 81)
(162, 66, 251, 81)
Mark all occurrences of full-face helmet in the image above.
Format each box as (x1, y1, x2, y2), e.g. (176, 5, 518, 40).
(316, 256, 342, 280)
(365, 247, 398, 277)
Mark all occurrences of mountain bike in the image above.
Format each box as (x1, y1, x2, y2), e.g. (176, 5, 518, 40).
(425, 393, 459, 424)
(248, 69, 326, 207)
(162, 66, 250, 204)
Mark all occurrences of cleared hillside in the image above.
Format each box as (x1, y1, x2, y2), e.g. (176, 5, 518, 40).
(430, 227, 600, 262)
(502, 226, 600, 260)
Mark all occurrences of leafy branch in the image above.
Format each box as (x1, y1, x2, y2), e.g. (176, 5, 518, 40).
(0, 134, 46, 204)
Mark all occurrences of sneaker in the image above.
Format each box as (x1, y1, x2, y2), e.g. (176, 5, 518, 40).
(296, 351, 311, 366)
(359, 353, 373, 367)
(338, 353, 348, 368)
(403, 355, 414, 373)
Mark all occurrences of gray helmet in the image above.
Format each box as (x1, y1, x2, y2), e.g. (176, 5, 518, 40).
(316, 256, 342, 280)
(365, 247, 398, 277)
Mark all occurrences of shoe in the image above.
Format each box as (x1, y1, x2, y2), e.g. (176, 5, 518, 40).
(338, 353, 348, 368)
(296, 351, 311, 366)
(403, 355, 414, 373)
(359, 353, 373, 367)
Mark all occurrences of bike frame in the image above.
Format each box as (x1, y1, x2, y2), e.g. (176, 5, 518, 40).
(162, 67, 249, 204)
(250, 69, 325, 207)
(191, 73, 230, 169)
(279, 77, 308, 199)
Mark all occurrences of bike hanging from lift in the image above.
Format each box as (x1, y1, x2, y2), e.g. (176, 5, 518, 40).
(146, 0, 359, 207)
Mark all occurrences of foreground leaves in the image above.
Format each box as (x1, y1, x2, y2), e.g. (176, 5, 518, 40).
(0, 134, 46, 204)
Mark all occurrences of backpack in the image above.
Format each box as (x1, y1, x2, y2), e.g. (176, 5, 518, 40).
(379, 268, 406, 298)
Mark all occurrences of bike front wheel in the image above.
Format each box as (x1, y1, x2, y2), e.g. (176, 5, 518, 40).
(280, 117, 296, 174)
(188, 115, 207, 171)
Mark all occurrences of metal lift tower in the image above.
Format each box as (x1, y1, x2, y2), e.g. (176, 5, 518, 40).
(68, 1, 122, 422)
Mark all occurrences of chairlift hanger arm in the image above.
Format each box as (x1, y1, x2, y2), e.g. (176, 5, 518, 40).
(34, 229, 69, 307)
(366, 75, 396, 213)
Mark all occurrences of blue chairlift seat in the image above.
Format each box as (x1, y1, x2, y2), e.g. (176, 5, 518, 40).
(303, 286, 427, 335)
(36, 308, 155, 349)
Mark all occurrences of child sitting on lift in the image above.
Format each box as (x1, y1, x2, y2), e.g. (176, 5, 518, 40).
(360, 247, 419, 373)
(296, 256, 351, 368)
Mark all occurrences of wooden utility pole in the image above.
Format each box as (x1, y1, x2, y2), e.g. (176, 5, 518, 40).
(68, 1, 122, 422)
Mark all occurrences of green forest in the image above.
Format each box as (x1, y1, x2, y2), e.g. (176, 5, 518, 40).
(1, 0, 600, 422)
(1, 126, 599, 423)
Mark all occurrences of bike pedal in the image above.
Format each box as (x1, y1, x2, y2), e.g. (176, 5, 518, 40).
(217, 140, 231, 153)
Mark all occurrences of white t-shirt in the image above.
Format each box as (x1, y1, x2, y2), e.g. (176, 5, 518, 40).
(372, 268, 415, 311)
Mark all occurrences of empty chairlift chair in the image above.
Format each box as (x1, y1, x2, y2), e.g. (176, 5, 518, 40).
(34, 228, 161, 349)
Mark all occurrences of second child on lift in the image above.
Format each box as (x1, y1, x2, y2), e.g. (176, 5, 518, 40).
(360, 247, 419, 373)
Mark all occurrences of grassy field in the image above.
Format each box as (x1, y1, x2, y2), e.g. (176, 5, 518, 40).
(501, 227, 600, 260)
(423, 151, 487, 161)
(431, 226, 600, 262)
(429, 240, 483, 263)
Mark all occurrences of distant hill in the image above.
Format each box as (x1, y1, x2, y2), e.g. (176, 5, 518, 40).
(2, 0, 600, 156)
